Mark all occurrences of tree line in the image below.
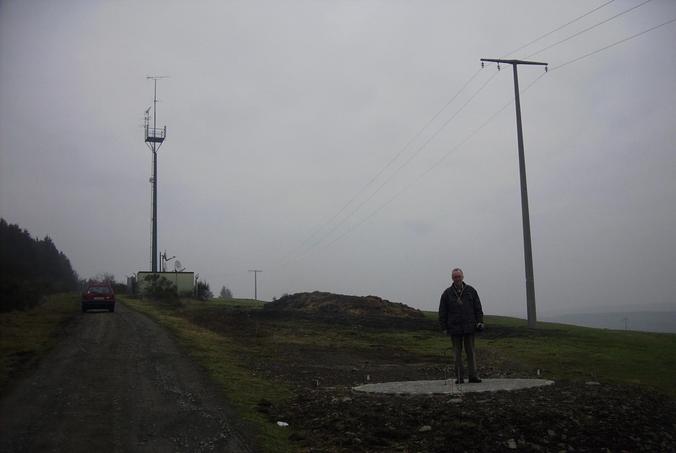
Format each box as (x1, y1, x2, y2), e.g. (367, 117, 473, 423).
(0, 218, 79, 311)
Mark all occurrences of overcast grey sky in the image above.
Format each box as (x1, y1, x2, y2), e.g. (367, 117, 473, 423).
(1, 0, 675, 316)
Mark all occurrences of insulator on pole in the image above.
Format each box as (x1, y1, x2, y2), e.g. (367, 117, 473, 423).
(545, 65, 548, 72)
(481, 61, 484, 68)
(497, 63, 501, 71)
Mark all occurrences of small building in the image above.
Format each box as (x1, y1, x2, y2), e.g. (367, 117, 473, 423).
(136, 271, 195, 297)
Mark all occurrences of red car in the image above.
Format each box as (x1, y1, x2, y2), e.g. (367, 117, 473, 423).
(81, 282, 115, 313)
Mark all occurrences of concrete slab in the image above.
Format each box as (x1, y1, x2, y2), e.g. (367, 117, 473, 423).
(353, 378, 554, 395)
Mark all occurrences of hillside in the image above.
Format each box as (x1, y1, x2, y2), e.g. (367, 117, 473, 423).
(122, 296, 676, 452)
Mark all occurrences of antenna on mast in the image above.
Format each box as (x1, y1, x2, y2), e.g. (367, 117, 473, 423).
(144, 76, 169, 272)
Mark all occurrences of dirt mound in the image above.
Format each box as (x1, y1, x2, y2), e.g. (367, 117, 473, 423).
(264, 291, 425, 319)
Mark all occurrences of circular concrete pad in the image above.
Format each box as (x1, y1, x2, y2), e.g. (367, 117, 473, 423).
(353, 378, 554, 395)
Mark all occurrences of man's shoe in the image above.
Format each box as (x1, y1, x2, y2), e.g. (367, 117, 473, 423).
(468, 377, 482, 383)
(455, 378, 464, 384)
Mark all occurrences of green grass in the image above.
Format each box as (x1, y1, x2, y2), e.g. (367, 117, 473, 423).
(0, 293, 79, 394)
(252, 308, 675, 397)
(480, 315, 676, 395)
(120, 297, 294, 453)
(417, 312, 676, 396)
(138, 297, 676, 398)
(181, 297, 266, 311)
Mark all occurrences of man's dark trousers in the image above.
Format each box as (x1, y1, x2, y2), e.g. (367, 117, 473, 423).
(451, 333, 477, 380)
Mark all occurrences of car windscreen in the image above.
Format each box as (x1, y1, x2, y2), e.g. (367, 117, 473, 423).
(88, 286, 112, 294)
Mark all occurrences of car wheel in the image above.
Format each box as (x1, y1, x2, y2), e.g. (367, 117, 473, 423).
(81, 306, 87, 313)
(109, 307, 115, 313)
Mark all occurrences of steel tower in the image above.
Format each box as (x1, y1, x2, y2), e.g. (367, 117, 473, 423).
(144, 76, 167, 272)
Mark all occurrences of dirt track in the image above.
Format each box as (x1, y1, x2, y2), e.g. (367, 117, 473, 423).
(0, 302, 253, 452)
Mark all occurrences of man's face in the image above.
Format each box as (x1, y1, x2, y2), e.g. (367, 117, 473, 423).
(452, 271, 463, 284)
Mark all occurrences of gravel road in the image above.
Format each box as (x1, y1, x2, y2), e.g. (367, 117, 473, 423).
(0, 302, 253, 452)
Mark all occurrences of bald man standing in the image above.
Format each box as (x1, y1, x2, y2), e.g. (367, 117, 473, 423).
(439, 268, 484, 384)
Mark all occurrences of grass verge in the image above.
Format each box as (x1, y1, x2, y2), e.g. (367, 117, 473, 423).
(120, 297, 294, 453)
(481, 315, 676, 396)
(0, 293, 78, 394)
(418, 312, 676, 396)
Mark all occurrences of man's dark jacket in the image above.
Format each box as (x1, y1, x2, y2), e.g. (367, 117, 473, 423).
(438, 283, 484, 335)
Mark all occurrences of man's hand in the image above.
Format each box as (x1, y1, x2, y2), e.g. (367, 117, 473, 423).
(475, 323, 485, 332)
(443, 329, 448, 335)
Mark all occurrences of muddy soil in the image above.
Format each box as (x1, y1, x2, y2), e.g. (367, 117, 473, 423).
(0, 303, 253, 453)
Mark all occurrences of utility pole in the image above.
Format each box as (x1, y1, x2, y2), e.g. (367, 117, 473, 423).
(144, 76, 168, 272)
(480, 58, 547, 329)
(248, 270, 262, 301)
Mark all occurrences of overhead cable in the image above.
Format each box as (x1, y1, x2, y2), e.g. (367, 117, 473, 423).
(277, 68, 487, 266)
(501, 0, 616, 58)
(525, 0, 654, 59)
(283, 69, 502, 263)
(317, 13, 676, 251)
(320, 73, 548, 251)
(551, 16, 676, 71)
(273, 3, 670, 267)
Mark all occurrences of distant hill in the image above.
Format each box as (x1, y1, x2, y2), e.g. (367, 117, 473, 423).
(543, 311, 676, 334)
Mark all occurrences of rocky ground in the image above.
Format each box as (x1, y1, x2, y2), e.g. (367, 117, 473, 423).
(267, 381, 676, 452)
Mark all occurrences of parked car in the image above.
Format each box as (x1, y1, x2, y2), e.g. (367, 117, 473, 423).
(81, 282, 115, 313)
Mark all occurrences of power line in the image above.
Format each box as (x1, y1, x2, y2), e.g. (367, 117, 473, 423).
(298, 72, 547, 259)
(501, 0, 616, 58)
(551, 16, 676, 71)
(275, 8, 675, 270)
(277, 67, 489, 265)
(317, 11, 675, 253)
(525, 0, 654, 59)
(278, 3, 632, 268)
(279, 1, 654, 267)
(314, 70, 501, 244)
(281, 69, 502, 265)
